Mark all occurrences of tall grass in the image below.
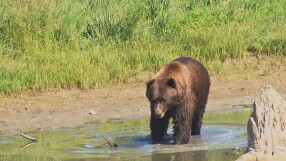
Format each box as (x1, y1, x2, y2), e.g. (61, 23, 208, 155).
(0, 0, 285, 95)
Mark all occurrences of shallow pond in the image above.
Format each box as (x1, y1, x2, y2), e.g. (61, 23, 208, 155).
(0, 109, 252, 161)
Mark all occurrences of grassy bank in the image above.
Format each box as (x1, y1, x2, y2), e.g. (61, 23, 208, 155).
(0, 0, 285, 95)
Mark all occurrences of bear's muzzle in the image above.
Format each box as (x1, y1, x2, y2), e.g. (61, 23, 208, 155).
(153, 103, 165, 119)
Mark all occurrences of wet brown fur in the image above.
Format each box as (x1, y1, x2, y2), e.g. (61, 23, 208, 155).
(146, 57, 210, 144)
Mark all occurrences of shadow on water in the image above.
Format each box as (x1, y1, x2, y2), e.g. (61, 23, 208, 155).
(0, 109, 251, 161)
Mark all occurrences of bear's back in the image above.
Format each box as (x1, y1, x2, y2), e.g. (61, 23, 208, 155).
(173, 57, 210, 103)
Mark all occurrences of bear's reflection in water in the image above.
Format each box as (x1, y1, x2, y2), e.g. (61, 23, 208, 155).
(152, 150, 206, 161)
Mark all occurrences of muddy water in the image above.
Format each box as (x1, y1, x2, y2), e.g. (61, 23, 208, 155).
(0, 109, 251, 161)
(70, 124, 246, 161)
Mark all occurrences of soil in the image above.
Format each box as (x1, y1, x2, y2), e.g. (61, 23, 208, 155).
(0, 65, 285, 135)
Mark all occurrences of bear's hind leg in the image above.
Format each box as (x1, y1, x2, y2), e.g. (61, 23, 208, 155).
(150, 114, 170, 143)
(191, 106, 205, 135)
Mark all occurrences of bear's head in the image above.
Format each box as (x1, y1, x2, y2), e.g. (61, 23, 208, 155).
(146, 77, 180, 119)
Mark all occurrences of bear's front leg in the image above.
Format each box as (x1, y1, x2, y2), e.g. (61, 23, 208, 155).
(150, 114, 170, 143)
(173, 116, 192, 144)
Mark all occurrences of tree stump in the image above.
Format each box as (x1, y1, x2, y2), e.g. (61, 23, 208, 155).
(236, 85, 286, 161)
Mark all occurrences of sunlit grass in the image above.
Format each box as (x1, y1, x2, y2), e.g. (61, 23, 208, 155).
(0, 0, 285, 95)
(203, 109, 252, 125)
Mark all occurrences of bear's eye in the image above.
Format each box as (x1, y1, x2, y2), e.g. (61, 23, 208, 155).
(151, 100, 156, 104)
(157, 98, 166, 103)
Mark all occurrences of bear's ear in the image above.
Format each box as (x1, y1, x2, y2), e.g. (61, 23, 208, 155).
(146, 79, 155, 89)
(167, 78, 176, 88)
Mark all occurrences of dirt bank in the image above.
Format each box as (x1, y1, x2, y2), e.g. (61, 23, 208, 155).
(0, 67, 285, 135)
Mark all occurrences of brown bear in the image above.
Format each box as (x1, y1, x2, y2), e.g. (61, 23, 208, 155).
(146, 56, 210, 144)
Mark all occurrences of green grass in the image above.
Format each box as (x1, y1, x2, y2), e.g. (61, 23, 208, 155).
(203, 109, 252, 125)
(0, 0, 285, 95)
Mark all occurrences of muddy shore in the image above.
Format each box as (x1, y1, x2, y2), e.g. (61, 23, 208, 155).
(0, 70, 285, 135)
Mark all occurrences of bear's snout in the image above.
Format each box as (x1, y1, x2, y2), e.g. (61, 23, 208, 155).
(153, 103, 165, 119)
(154, 111, 164, 119)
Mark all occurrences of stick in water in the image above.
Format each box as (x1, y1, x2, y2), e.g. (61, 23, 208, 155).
(102, 135, 118, 147)
(18, 133, 37, 142)
(20, 141, 37, 149)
